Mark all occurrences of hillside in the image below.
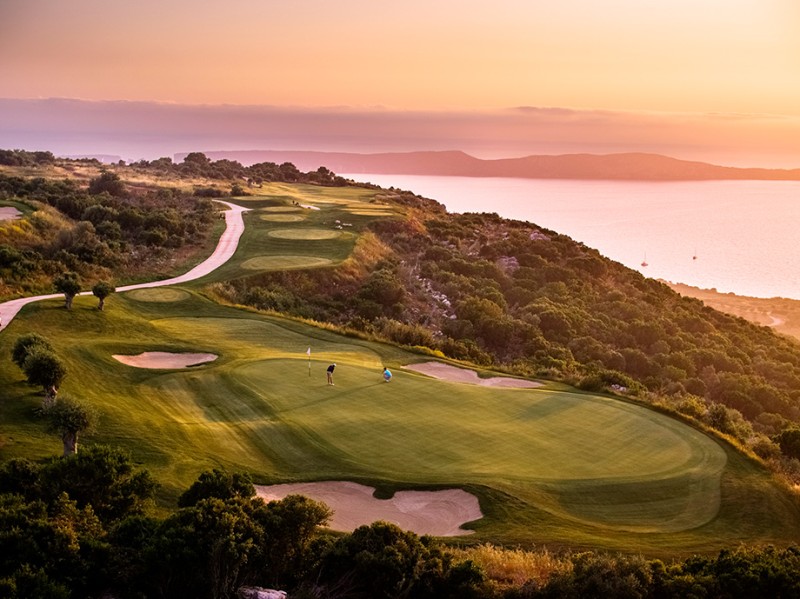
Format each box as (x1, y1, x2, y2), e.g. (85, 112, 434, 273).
(5, 155, 800, 594)
(179, 149, 800, 181)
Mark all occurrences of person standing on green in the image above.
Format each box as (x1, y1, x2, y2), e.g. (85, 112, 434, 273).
(383, 367, 392, 383)
(326, 363, 336, 385)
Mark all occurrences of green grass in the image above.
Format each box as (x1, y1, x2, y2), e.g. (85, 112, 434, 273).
(1, 183, 799, 556)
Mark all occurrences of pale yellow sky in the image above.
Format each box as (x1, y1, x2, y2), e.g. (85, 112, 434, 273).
(1, 0, 799, 114)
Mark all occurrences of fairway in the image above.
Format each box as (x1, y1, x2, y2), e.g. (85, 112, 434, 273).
(2, 183, 800, 555)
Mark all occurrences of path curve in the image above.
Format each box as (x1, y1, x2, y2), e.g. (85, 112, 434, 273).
(0, 201, 249, 332)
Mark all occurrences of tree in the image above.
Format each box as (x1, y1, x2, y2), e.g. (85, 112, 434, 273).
(38, 445, 157, 524)
(178, 468, 255, 507)
(774, 428, 800, 460)
(22, 349, 67, 405)
(11, 333, 54, 369)
(87, 171, 125, 196)
(53, 272, 81, 310)
(91, 280, 115, 311)
(44, 396, 97, 456)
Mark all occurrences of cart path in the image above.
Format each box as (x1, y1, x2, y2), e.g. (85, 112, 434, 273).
(0, 201, 249, 333)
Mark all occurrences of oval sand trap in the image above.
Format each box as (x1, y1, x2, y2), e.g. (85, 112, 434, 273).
(260, 214, 305, 223)
(113, 352, 217, 369)
(125, 288, 190, 302)
(0, 207, 23, 221)
(405, 362, 542, 388)
(241, 255, 333, 271)
(255, 481, 481, 537)
(267, 228, 342, 240)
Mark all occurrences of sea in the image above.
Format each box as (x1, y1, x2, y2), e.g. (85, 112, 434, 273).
(343, 174, 800, 301)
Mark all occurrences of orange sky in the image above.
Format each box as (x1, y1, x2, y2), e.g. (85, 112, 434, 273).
(1, 0, 800, 164)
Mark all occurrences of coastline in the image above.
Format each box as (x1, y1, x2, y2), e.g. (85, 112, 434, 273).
(666, 281, 800, 342)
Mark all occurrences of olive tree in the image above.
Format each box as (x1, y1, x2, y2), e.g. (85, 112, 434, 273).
(91, 280, 115, 310)
(12, 333, 54, 369)
(44, 395, 96, 456)
(23, 349, 67, 406)
(53, 272, 81, 310)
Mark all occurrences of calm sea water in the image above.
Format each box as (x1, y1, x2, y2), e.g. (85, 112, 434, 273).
(343, 174, 800, 300)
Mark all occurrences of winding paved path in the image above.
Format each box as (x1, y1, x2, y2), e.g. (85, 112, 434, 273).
(0, 201, 249, 333)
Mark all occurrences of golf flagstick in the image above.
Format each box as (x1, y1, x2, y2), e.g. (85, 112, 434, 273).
(307, 346, 311, 377)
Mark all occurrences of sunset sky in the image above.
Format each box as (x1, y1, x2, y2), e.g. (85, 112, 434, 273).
(2, 0, 800, 165)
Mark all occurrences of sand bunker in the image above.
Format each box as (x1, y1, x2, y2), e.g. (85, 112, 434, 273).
(241, 255, 333, 271)
(299, 204, 320, 210)
(405, 362, 542, 388)
(113, 352, 217, 369)
(267, 228, 342, 240)
(125, 288, 190, 303)
(255, 481, 481, 537)
(260, 214, 305, 222)
(0, 207, 23, 221)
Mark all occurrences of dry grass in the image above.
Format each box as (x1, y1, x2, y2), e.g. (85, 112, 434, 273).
(450, 543, 571, 588)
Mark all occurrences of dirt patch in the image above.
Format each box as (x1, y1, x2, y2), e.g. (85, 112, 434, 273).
(0, 207, 23, 221)
(241, 255, 333, 271)
(405, 362, 542, 388)
(254, 481, 481, 536)
(266, 229, 342, 240)
(125, 288, 190, 302)
(112, 352, 217, 369)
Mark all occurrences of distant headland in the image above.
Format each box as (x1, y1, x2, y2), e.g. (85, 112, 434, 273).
(175, 150, 800, 182)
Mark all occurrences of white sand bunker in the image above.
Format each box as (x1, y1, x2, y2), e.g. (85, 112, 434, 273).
(255, 481, 482, 537)
(405, 362, 542, 388)
(113, 352, 217, 369)
(0, 207, 23, 221)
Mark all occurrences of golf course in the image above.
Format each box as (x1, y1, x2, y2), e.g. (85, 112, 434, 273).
(2, 182, 799, 556)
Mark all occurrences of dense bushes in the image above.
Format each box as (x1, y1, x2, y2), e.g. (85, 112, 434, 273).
(3, 455, 800, 598)
(0, 171, 216, 297)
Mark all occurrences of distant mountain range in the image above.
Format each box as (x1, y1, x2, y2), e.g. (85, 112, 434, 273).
(175, 150, 800, 181)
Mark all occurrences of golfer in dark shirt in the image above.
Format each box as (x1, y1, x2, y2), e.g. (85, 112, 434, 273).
(326, 363, 336, 385)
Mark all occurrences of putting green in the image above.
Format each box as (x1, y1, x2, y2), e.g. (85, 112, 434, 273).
(261, 206, 302, 213)
(259, 214, 305, 223)
(125, 288, 191, 302)
(133, 314, 728, 534)
(241, 255, 334, 271)
(266, 229, 343, 240)
(348, 210, 395, 216)
(346, 202, 390, 210)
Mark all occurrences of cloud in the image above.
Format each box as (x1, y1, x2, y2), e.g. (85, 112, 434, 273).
(1, 98, 799, 168)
